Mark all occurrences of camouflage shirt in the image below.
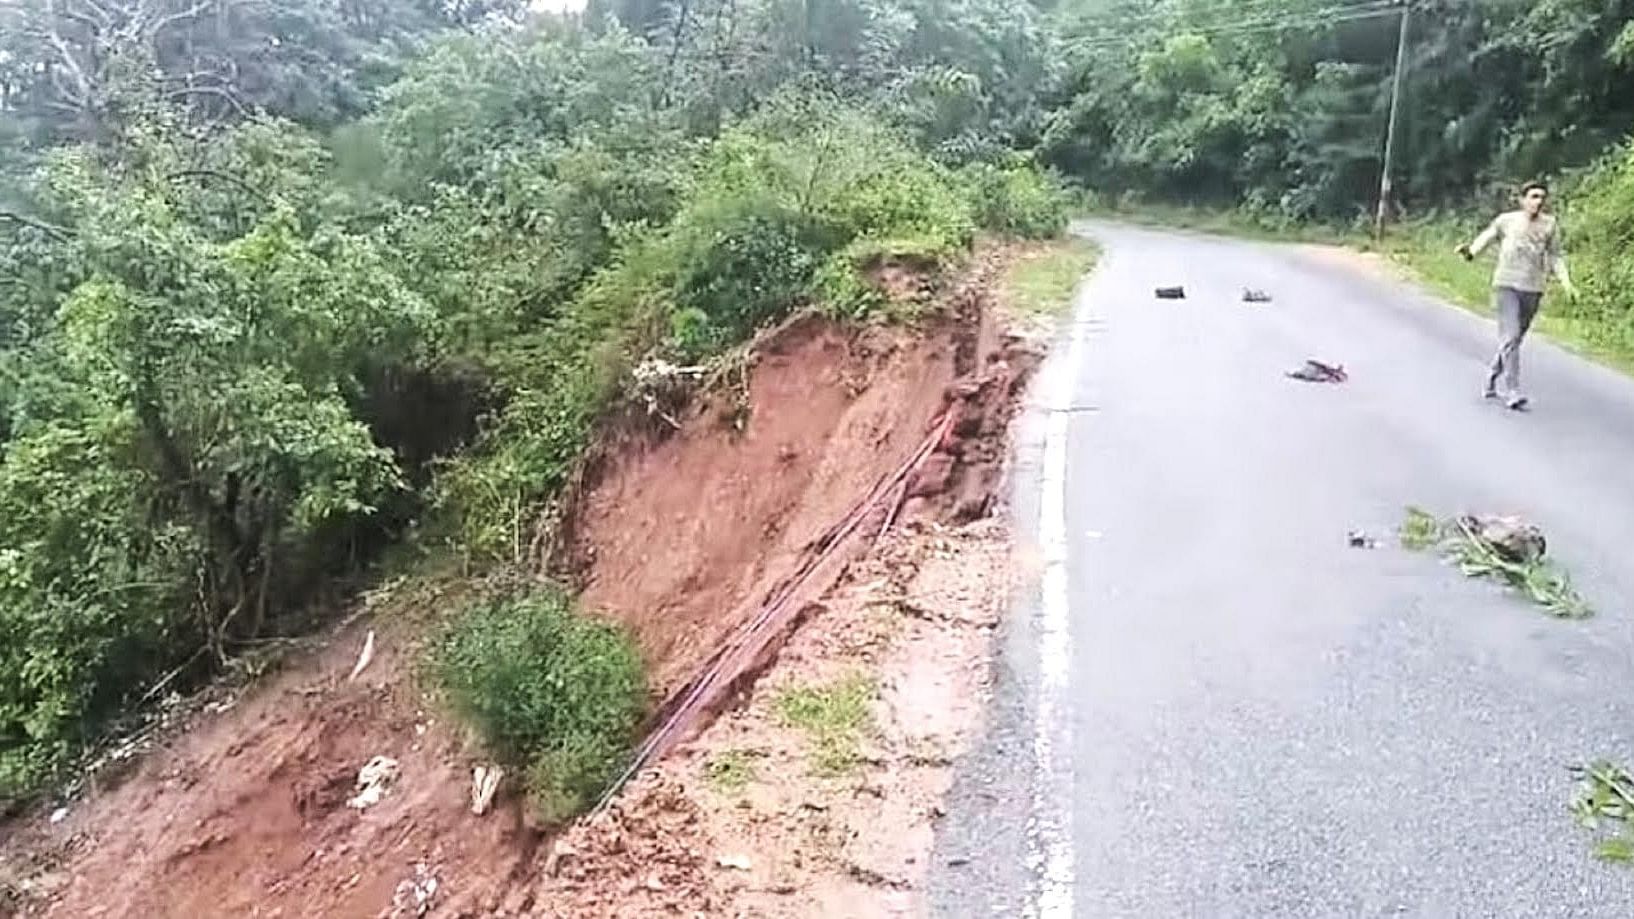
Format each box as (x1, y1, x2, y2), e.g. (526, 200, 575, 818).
(1477, 211, 1563, 294)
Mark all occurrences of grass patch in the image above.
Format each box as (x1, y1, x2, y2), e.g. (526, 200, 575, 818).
(1002, 238, 1101, 317)
(433, 589, 646, 824)
(1398, 508, 1592, 619)
(1571, 761, 1634, 865)
(774, 674, 875, 776)
(704, 748, 758, 792)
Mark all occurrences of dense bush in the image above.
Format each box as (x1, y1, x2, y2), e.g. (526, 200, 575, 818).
(0, 2, 1064, 801)
(960, 158, 1071, 239)
(434, 591, 644, 823)
(432, 99, 983, 557)
(1558, 143, 1634, 354)
(1044, 0, 1634, 219)
(4, 0, 1626, 817)
(0, 129, 437, 794)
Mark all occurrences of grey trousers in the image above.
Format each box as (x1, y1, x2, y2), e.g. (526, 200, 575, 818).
(1487, 286, 1542, 396)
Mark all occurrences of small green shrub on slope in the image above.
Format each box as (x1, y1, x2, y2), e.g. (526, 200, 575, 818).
(434, 590, 644, 824)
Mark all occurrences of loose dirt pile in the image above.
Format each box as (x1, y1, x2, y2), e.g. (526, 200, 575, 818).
(486, 518, 1014, 917)
(0, 247, 1038, 918)
(2, 601, 537, 919)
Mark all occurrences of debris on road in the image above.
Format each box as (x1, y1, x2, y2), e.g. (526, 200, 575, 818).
(1154, 286, 1186, 299)
(1347, 529, 1379, 549)
(1570, 761, 1634, 864)
(1461, 514, 1546, 563)
(347, 755, 401, 810)
(1399, 507, 1590, 618)
(1286, 359, 1348, 383)
(1242, 288, 1272, 303)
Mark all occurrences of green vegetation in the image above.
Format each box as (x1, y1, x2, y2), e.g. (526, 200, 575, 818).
(1398, 507, 1445, 552)
(1002, 239, 1101, 317)
(704, 749, 759, 792)
(0, 0, 1072, 806)
(1048, 1, 1634, 374)
(1571, 761, 1634, 864)
(1399, 508, 1592, 619)
(774, 674, 876, 776)
(1046, 1, 1634, 220)
(434, 591, 644, 824)
(2, 0, 1630, 820)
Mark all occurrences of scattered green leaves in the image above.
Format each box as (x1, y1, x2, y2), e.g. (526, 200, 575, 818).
(1571, 761, 1634, 864)
(1399, 506, 1445, 551)
(774, 674, 876, 777)
(1398, 508, 1592, 619)
(704, 749, 759, 792)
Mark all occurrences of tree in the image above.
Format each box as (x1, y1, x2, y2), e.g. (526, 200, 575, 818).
(0, 0, 522, 149)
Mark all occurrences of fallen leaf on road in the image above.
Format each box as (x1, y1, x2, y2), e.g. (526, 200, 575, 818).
(1286, 359, 1348, 383)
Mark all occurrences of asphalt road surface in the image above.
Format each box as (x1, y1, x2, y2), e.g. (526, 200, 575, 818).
(930, 222, 1634, 918)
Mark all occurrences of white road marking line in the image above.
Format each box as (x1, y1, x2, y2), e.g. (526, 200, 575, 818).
(1028, 275, 1091, 918)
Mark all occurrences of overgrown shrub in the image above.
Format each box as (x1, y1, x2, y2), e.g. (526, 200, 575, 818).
(0, 138, 434, 796)
(1560, 142, 1634, 354)
(433, 98, 988, 558)
(0, 5, 1069, 803)
(434, 590, 645, 824)
(959, 158, 1070, 239)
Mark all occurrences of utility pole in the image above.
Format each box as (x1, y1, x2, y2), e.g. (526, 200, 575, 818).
(1375, 0, 1412, 242)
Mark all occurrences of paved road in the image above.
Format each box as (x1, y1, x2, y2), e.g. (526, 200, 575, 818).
(930, 222, 1634, 917)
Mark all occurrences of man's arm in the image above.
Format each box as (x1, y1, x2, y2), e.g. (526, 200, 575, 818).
(1459, 216, 1502, 260)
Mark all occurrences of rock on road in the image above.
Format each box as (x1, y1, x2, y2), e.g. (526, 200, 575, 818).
(930, 222, 1634, 917)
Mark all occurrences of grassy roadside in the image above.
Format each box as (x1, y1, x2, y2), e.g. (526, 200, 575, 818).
(1000, 236, 1102, 316)
(1376, 221, 1634, 376)
(1087, 204, 1634, 376)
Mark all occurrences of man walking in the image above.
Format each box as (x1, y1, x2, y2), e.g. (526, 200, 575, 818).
(1456, 181, 1575, 411)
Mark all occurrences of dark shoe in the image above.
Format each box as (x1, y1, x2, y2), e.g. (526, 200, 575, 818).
(1483, 388, 1499, 400)
(1506, 395, 1530, 411)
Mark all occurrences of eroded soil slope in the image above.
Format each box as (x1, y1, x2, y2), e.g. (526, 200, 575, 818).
(0, 250, 1035, 918)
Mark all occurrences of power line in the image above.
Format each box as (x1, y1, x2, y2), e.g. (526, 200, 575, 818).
(1064, 0, 1396, 32)
(1067, 1, 1400, 50)
(1066, 0, 1403, 53)
(1064, 0, 1392, 34)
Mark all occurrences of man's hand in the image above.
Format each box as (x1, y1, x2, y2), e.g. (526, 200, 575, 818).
(1455, 243, 1474, 262)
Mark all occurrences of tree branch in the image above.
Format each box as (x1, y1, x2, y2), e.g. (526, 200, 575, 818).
(165, 84, 247, 115)
(66, 0, 115, 27)
(147, 0, 216, 41)
(166, 168, 271, 204)
(0, 210, 74, 240)
(42, 0, 94, 102)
